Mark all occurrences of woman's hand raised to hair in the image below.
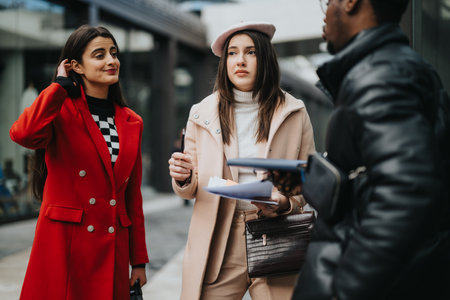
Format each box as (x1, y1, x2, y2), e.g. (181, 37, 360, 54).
(57, 59, 72, 78)
(168, 152, 194, 183)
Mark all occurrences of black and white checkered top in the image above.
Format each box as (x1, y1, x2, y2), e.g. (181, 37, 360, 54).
(86, 95, 119, 166)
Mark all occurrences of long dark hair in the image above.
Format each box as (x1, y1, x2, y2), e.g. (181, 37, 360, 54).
(32, 25, 127, 201)
(214, 30, 285, 145)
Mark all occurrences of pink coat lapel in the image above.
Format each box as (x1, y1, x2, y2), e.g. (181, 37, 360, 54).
(223, 131, 239, 182)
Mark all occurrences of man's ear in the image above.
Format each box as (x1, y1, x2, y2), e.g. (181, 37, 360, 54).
(71, 59, 83, 75)
(345, 0, 362, 14)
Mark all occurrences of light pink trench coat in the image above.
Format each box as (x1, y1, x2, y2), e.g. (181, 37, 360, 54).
(172, 92, 316, 300)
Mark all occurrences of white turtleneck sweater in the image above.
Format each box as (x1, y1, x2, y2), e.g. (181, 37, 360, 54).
(233, 89, 259, 211)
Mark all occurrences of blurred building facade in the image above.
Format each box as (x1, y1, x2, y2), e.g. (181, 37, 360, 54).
(0, 0, 215, 222)
(0, 0, 448, 223)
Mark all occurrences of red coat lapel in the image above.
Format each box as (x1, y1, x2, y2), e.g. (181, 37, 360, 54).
(71, 87, 141, 191)
(113, 105, 140, 189)
(72, 88, 115, 186)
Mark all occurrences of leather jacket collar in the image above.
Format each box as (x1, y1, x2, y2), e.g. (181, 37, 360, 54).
(317, 24, 409, 102)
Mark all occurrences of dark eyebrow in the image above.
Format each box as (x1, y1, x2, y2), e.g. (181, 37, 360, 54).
(91, 47, 105, 54)
(91, 46, 117, 54)
(227, 45, 256, 50)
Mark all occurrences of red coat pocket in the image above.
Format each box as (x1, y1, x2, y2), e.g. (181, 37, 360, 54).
(119, 214, 132, 227)
(45, 205, 83, 223)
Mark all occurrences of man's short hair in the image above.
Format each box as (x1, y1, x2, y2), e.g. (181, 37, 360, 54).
(369, 0, 410, 23)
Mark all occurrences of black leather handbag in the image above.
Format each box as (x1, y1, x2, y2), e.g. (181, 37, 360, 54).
(245, 211, 315, 278)
(130, 279, 143, 300)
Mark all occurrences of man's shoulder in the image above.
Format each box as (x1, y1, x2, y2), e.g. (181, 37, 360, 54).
(346, 42, 433, 93)
(360, 42, 428, 76)
(335, 43, 441, 118)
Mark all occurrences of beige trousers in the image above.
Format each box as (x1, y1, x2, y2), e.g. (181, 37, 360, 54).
(201, 210, 298, 300)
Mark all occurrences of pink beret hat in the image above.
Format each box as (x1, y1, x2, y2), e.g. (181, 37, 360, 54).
(211, 21, 276, 57)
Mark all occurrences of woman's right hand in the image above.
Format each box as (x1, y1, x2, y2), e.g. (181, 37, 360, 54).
(168, 152, 194, 183)
(57, 59, 72, 77)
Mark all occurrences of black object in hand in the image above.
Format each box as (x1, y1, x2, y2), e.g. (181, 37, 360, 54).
(130, 279, 143, 300)
(180, 128, 186, 152)
(227, 158, 306, 196)
(269, 170, 303, 196)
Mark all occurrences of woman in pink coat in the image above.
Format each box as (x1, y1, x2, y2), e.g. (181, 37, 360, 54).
(169, 21, 315, 300)
(10, 25, 149, 300)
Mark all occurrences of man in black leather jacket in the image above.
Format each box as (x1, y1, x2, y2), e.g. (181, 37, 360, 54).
(292, 0, 450, 300)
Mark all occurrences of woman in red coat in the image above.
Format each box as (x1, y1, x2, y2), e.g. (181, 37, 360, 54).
(10, 25, 149, 300)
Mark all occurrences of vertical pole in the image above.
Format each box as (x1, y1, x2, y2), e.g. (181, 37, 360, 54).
(400, 0, 413, 44)
(88, 3, 99, 26)
(192, 50, 216, 102)
(412, 0, 423, 53)
(149, 36, 177, 192)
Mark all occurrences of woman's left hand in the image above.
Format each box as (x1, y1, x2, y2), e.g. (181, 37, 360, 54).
(130, 267, 147, 287)
(57, 59, 72, 78)
(252, 190, 290, 218)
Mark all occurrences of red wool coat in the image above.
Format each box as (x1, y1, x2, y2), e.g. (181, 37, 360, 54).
(10, 83, 149, 300)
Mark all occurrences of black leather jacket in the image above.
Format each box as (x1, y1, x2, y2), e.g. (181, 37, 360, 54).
(294, 24, 450, 300)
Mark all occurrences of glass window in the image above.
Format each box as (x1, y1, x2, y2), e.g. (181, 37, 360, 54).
(409, 0, 450, 91)
(0, 0, 68, 222)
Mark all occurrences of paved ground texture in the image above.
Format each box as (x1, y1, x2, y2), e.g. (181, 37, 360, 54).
(0, 189, 192, 299)
(0, 188, 252, 299)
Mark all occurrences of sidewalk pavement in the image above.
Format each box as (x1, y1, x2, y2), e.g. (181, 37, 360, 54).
(0, 247, 30, 299)
(0, 188, 186, 300)
(0, 189, 252, 300)
(142, 248, 184, 298)
(0, 245, 185, 300)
